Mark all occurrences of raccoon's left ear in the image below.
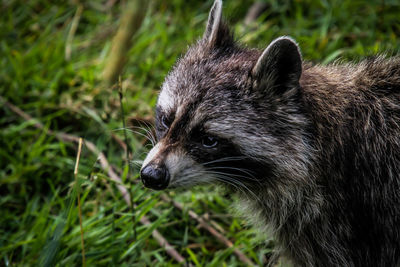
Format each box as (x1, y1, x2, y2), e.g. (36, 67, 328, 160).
(203, 0, 233, 48)
(252, 36, 302, 94)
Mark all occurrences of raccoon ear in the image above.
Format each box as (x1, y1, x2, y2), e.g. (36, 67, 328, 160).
(252, 36, 302, 94)
(203, 0, 233, 47)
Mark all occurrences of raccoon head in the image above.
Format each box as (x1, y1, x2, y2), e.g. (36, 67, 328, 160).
(140, 0, 310, 193)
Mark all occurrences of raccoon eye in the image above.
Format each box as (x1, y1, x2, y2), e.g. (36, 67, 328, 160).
(202, 136, 218, 148)
(161, 115, 171, 129)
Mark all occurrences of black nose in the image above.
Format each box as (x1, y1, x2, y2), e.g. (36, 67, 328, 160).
(140, 165, 170, 190)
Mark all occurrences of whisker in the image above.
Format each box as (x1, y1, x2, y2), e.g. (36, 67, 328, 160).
(131, 160, 143, 166)
(214, 177, 244, 194)
(197, 170, 263, 203)
(168, 168, 262, 204)
(131, 127, 155, 144)
(133, 151, 151, 161)
(137, 119, 155, 132)
(217, 175, 262, 203)
(143, 143, 154, 150)
(206, 166, 258, 181)
(126, 125, 157, 145)
(134, 120, 156, 142)
(202, 156, 248, 166)
(113, 128, 155, 146)
(213, 175, 257, 201)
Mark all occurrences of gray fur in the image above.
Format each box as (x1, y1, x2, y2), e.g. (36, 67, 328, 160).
(141, 1, 400, 266)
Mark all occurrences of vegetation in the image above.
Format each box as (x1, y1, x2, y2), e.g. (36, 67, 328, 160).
(1, 0, 399, 266)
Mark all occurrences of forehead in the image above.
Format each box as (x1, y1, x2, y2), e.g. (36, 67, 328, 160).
(158, 45, 259, 114)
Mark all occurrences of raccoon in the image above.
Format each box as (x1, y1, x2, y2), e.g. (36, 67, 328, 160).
(140, 0, 400, 266)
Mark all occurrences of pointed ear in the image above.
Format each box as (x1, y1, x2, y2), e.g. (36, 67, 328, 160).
(203, 0, 233, 47)
(252, 37, 302, 94)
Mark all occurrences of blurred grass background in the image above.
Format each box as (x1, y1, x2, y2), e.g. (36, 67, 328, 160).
(1, 0, 399, 266)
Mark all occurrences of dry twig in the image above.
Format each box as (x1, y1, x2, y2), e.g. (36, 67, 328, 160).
(111, 163, 256, 266)
(0, 96, 185, 264)
(74, 138, 86, 267)
(2, 96, 255, 266)
(159, 194, 255, 266)
(103, 0, 149, 84)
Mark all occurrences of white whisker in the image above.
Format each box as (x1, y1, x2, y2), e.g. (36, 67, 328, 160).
(126, 125, 157, 145)
(113, 127, 155, 146)
(207, 166, 258, 181)
(202, 156, 248, 166)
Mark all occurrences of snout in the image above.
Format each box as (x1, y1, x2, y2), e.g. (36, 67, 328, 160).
(140, 164, 170, 190)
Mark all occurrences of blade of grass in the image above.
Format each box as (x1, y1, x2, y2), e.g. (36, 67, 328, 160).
(1, 97, 186, 264)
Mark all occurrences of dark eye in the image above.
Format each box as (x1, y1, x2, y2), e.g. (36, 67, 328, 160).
(201, 136, 218, 148)
(161, 115, 170, 129)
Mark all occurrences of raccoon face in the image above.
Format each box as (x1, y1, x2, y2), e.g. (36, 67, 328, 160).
(140, 0, 307, 191)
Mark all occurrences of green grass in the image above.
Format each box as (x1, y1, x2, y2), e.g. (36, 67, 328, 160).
(1, 0, 399, 266)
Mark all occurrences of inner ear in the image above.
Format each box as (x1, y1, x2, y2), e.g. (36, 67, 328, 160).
(252, 36, 302, 93)
(203, 0, 233, 48)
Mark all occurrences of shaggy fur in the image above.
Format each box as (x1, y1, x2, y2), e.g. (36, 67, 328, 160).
(141, 1, 400, 266)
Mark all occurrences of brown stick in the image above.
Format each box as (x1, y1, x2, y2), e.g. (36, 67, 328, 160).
(2, 97, 255, 266)
(112, 163, 255, 266)
(74, 138, 86, 267)
(159, 194, 255, 266)
(103, 0, 149, 85)
(0, 96, 186, 264)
